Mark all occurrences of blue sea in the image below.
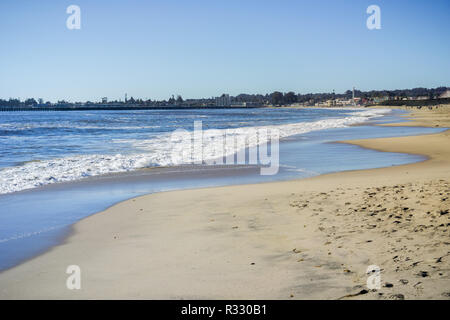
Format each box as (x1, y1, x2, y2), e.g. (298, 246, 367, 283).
(0, 107, 391, 193)
(0, 107, 445, 270)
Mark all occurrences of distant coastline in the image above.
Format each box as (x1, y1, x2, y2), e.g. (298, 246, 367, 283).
(0, 105, 265, 112)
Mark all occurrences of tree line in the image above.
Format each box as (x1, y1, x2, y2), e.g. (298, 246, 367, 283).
(1, 87, 448, 107)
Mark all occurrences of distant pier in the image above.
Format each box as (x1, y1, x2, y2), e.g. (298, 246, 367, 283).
(0, 105, 264, 112)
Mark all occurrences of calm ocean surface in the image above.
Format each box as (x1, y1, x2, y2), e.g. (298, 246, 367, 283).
(0, 107, 445, 270)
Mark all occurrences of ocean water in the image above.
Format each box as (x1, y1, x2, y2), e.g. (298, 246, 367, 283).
(0, 107, 446, 271)
(0, 107, 389, 194)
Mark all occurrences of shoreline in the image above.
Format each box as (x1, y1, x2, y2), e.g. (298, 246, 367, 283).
(0, 108, 433, 273)
(0, 106, 449, 299)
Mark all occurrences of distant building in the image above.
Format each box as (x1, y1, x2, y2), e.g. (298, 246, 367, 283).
(102, 97, 108, 104)
(326, 99, 336, 107)
(337, 98, 355, 106)
(352, 86, 356, 106)
(215, 94, 231, 107)
(373, 96, 390, 104)
(38, 98, 44, 104)
(439, 89, 450, 99)
(231, 101, 246, 107)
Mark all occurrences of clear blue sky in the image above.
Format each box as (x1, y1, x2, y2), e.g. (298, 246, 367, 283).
(0, 0, 449, 102)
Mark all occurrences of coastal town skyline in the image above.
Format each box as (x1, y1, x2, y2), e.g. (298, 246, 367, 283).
(1, 86, 449, 108)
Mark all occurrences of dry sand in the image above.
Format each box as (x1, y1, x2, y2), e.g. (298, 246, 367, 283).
(0, 106, 449, 300)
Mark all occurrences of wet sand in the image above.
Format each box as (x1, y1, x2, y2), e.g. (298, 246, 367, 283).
(0, 106, 449, 299)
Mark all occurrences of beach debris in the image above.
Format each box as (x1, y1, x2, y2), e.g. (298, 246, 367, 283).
(337, 289, 368, 300)
(359, 289, 369, 295)
(418, 271, 429, 277)
(384, 282, 394, 288)
(399, 279, 409, 285)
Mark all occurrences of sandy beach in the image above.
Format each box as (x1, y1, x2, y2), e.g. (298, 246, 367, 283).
(0, 106, 449, 300)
